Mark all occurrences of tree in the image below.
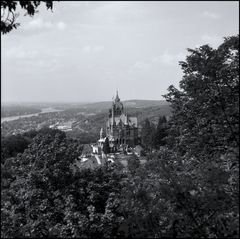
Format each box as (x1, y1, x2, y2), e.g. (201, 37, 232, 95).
(128, 154, 140, 174)
(1, 128, 66, 164)
(160, 35, 239, 237)
(103, 137, 110, 154)
(1, 1, 53, 34)
(1, 131, 126, 238)
(153, 116, 168, 149)
(1, 134, 31, 164)
(141, 118, 155, 151)
(118, 35, 239, 238)
(164, 35, 239, 158)
(1, 132, 81, 237)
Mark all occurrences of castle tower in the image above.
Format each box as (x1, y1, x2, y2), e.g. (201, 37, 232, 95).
(115, 90, 120, 102)
(125, 114, 128, 125)
(100, 128, 103, 139)
(111, 103, 115, 133)
(105, 91, 138, 149)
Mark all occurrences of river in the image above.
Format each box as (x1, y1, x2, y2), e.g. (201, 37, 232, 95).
(1, 107, 63, 123)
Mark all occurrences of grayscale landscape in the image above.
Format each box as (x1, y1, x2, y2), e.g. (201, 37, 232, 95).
(1, 1, 239, 238)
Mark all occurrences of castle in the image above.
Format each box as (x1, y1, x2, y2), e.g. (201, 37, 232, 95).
(93, 91, 139, 154)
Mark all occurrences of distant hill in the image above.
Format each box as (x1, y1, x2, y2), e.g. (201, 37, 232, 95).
(64, 100, 172, 125)
(80, 99, 170, 110)
(126, 105, 172, 125)
(63, 100, 172, 141)
(1, 105, 41, 118)
(124, 99, 170, 108)
(2, 100, 169, 111)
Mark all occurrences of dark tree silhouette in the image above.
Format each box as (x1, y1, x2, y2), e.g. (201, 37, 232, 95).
(103, 137, 110, 154)
(141, 118, 155, 150)
(153, 116, 168, 148)
(1, 1, 53, 34)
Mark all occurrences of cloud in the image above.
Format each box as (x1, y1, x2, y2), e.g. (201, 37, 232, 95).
(89, 2, 145, 25)
(82, 45, 105, 52)
(82, 45, 91, 52)
(130, 52, 185, 74)
(24, 18, 66, 31)
(152, 52, 185, 65)
(25, 18, 53, 30)
(93, 45, 104, 52)
(200, 34, 222, 47)
(133, 61, 150, 69)
(29, 59, 60, 70)
(4, 46, 39, 59)
(57, 22, 66, 30)
(203, 11, 220, 19)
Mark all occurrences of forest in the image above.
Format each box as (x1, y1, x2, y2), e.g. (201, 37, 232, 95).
(1, 35, 239, 238)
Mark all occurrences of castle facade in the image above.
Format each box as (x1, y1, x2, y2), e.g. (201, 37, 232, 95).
(97, 91, 139, 153)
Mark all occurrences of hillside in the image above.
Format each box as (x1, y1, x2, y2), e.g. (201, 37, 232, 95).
(79, 99, 170, 111)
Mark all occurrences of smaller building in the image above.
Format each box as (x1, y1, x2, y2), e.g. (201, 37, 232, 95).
(91, 144, 100, 154)
(133, 145, 144, 157)
(81, 144, 93, 157)
(75, 152, 115, 171)
(75, 156, 101, 170)
(49, 121, 73, 132)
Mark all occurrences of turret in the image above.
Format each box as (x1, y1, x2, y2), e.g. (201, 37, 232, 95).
(100, 128, 103, 139)
(115, 90, 120, 102)
(125, 114, 128, 125)
(111, 104, 115, 133)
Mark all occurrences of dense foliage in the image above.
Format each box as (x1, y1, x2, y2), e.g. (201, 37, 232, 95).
(1, 128, 66, 164)
(164, 35, 239, 157)
(103, 137, 110, 154)
(1, 134, 31, 164)
(140, 116, 169, 151)
(1, 131, 126, 238)
(161, 35, 239, 237)
(1, 36, 239, 238)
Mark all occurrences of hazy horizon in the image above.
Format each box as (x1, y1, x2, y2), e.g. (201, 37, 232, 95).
(2, 1, 239, 103)
(1, 98, 168, 105)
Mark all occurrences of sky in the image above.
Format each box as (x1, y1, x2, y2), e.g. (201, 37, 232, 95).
(1, 1, 239, 103)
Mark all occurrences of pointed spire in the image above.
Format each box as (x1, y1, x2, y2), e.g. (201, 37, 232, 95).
(115, 90, 120, 102)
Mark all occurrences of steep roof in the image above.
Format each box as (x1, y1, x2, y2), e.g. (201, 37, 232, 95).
(107, 114, 138, 128)
(134, 145, 143, 151)
(128, 117, 138, 127)
(74, 155, 101, 170)
(81, 144, 92, 155)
